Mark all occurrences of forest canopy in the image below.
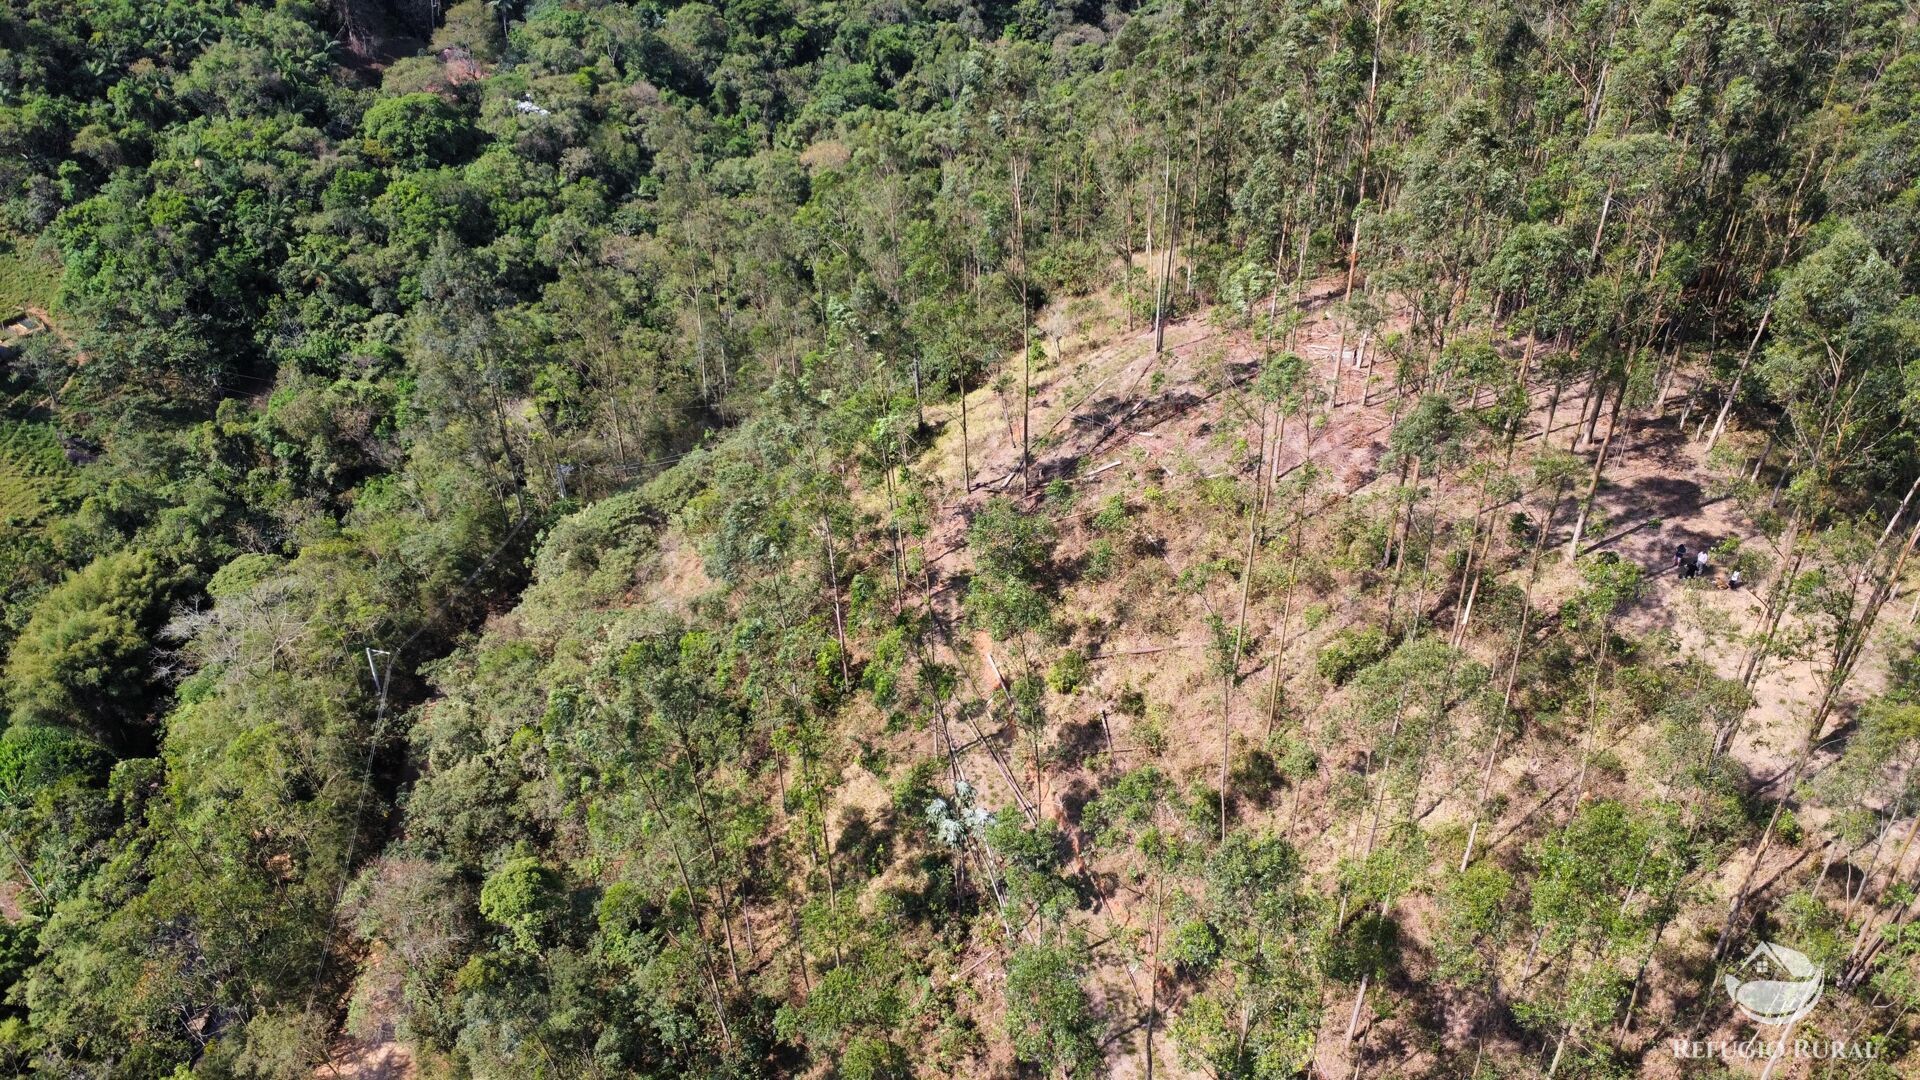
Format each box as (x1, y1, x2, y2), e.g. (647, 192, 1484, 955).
(1, 0, 1919, 1077)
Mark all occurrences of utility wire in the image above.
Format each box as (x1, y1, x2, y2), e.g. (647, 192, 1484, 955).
(303, 507, 538, 1020)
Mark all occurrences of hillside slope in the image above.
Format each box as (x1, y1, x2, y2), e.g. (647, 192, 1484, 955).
(366, 285, 1915, 1078)
(4, 2, 1917, 1076)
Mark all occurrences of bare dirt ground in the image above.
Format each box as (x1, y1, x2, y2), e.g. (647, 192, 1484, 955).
(532, 273, 1908, 1078)
(889, 277, 1912, 1077)
(319, 1036, 415, 1080)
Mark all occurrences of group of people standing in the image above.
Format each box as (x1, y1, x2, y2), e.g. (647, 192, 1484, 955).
(1674, 542, 1741, 588)
(1675, 543, 1708, 578)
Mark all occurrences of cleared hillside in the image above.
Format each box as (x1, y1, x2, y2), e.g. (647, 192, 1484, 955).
(356, 283, 1918, 1078)
(3, 2, 1917, 1078)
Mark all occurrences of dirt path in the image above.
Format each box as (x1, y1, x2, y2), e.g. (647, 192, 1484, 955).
(317, 1037, 414, 1080)
(12, 306, 96, 407)
(19, 307, 85, 365)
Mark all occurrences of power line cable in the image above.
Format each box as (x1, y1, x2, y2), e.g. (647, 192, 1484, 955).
(302, 507, 539, 1021)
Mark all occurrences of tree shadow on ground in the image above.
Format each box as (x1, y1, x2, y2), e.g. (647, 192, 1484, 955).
(834, 806, 894, 880)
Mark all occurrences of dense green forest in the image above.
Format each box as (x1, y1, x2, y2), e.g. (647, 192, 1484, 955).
(2, 0, 1920, 1075)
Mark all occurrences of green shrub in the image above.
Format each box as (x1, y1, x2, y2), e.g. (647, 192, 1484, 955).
(1167, 919, 1222, 972)
(1315, 627, 1388, 685)
(1083, 538, 1118, 581)
(965, 497, 1056, 639)
(1005, 943, 1099, 1080)
(1046, 649, 1088, 695)
(0, 723, 103, 795)
(5, 550, 175, 744)
(1136, 703, 1170, 755)
(841, 1036, 911, 1080)
(478, 857, 564, 952)
(969, 497, 1054, 578)
(773, 961, 904, 1061)
(1091, 495, 1130, 533)
(863, 627, 909, 706)
(1273, 735, 1319, 781)
(0, 421, 76, 531)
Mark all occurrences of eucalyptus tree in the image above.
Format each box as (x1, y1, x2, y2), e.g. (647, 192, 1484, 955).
(1560, 132, 1691, 561)
(1739, 227, 1920, 692)
(1347, 636, 1487, 874)
(1458, 448, 1586, 870)
(1083, 765, 1181, 1077)
(1610, 662, 1752, 1047)
(1369, 99, 1522, 377)
(1813, 697, 1920, 989)
(1521, 799, 1687, 1076)
(1171, 831, 1325, 1079)
(1380, 394, 1467, 631)
(1556, 556, 1646, 817)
